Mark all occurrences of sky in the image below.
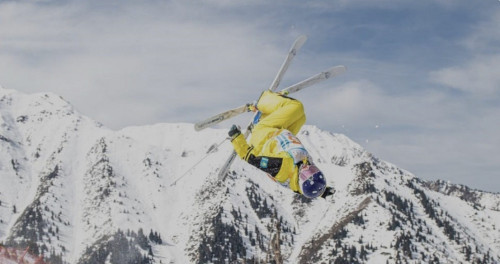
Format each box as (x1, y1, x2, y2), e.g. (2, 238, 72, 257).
(0, 0, 499, 192)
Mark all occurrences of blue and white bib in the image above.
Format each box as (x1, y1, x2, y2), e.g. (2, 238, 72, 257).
(275, 130, 309, 164)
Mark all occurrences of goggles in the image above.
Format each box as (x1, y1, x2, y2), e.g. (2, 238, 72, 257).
(299, 163, 320, 183)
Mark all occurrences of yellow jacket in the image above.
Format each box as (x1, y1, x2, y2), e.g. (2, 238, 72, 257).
(230, 91, 308, 192)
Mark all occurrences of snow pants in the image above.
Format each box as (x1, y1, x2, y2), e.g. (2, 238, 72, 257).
(249, 91, 306, 153)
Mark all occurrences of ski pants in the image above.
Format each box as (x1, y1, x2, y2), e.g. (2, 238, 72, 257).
(249, 91, 306, 151)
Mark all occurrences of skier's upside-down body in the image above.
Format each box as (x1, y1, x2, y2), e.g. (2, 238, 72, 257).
(229, 91, 334, 199)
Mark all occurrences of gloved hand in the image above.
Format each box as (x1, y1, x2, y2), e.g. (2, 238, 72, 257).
(228, 125, 241, 140)
(321, 186, 335, 199)
(247, 101, 258, 112)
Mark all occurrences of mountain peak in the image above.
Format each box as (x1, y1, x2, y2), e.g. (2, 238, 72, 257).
(1, 88, 499, 263)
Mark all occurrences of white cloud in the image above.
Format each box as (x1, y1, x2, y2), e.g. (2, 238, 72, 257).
(309, 80, 380, 121)
(462, 9, 500, 52)
(307, 79, 457, 128)
(430, 9, 500, 95)
(0, 1, 289, 128)
(430, 55, 500, 94)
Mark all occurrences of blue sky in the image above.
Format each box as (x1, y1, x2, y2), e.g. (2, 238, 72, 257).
(1, 0, 499, 192)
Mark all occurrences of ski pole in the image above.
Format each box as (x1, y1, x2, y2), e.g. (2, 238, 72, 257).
(170, 137, 228, 186)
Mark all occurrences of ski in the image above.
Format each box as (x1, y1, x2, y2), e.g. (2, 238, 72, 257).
(194, 36, 306, 132)
(268, 35, 307, 91)
(194, 104, 250, 131)
(280, 65, 346, 95)
(194, 65, 346, 131)
(218, 35, 307, 180)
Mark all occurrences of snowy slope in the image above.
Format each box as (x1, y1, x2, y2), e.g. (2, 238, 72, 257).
(1, 86, 499, 264)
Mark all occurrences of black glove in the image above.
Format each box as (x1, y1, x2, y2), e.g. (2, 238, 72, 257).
(228, 125, 241, 140)
(321, 186, 335, 199)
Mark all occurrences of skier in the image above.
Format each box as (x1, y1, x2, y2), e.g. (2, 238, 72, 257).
(228, 90, 335, 199)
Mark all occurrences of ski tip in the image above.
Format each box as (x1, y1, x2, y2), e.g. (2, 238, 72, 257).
(297, 34, 308, 42)
(294, 35, 308, 49)
(194, 124, 204, 131)
(326, 65, 347, 76)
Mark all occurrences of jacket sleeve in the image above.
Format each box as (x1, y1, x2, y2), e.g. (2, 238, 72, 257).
(230, 133, 301, 193)
(230, 133, 254, 160)
(230, 133, 283, 177)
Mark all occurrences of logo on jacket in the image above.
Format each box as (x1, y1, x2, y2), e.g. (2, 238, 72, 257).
(260, 157, 269, 168)
(276, 130, 309, 164)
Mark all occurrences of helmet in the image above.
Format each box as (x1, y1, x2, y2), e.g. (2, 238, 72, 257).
(299, 164, 326, 198)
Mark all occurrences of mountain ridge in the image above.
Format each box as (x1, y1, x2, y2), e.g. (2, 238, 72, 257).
(1, 87, 499, 263)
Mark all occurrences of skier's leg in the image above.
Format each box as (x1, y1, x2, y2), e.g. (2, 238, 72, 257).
(249, 91, 306, 151)
(287, 113, 306, 135)
(256, 91, 305, 131)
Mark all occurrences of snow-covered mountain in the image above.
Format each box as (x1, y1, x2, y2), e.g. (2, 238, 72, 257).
(1, 86, 499, 264)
